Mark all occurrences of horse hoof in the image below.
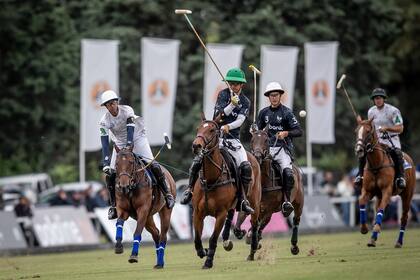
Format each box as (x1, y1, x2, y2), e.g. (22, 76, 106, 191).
(245, 232, 252, 245)
(197, 248, 208, 259)
(257, 243, 262, 250)
(360, 224, 369, 235)
(115, 243, 124, 254)
(247, 254, 255, 261)
(202, 260, 213, 269)
(233, 228, 246, 240)
(223, 240, 233, 251)
(395, 243, 402, 248)
(154, 264, 164, 269)
(367, 240, 376, 247)
(128, 255, 138, 263)
(291, 246, 300, 255)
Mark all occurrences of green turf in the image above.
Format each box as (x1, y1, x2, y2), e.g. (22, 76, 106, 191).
(1, 228, 420, 280)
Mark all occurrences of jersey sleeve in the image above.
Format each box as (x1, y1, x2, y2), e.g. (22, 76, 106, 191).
(213, 90, 229, 118)
(238, 97, 250, 118)
(392, 108, 403, 125)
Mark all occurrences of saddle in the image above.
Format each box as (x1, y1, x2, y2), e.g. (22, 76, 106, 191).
(219, 147, 239, 187)
(134, 155, 158, 187)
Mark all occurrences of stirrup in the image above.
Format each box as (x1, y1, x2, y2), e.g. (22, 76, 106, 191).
(165, 194, 175, 209)
(282, 201, 294, 217)
(180, 189, 192, 205)
(108, 207, 117, 220)
(396, 177, 406, 189)
(240, 200, 254, 215)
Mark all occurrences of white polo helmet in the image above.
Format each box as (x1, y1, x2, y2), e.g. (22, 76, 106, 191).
(264, 82, 285, 96)
(100, 90, 119, 106)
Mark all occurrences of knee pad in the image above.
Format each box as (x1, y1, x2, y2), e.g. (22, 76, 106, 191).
(283, 168, 294, 187)
(239, 161, 252, 184)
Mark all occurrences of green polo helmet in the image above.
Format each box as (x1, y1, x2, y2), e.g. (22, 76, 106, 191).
(225, 68, 246, 83)
(370, 88, 387, 99)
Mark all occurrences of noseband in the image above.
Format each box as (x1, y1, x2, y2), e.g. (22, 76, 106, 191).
(115, 149, 142, 192)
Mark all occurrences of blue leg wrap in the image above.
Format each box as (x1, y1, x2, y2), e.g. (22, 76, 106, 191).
(375, 209, 384, 225)
(131, 234, 142, 256)
(156, 241, 166, 266)
(371, 230, 379, 240)
(116, 219, 124, 241)
(359, 205, 367, 224)
(397, 226, 405, 245)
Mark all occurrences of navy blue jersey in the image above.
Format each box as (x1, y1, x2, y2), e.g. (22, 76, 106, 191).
(213, 88, 250, 139)
(257, 105, 302, 150)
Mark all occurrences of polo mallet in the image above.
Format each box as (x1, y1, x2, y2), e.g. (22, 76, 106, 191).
(336, 74, 359, 121)
(175, 9, 233, 95)
(137, 134, 172, 171)
(249, 65, 261, 123)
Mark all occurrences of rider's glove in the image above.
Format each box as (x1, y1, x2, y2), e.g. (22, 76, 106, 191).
(103, 165, 112, 175)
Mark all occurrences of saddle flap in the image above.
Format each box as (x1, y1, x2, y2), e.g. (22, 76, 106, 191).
(220, 147, 239, 185)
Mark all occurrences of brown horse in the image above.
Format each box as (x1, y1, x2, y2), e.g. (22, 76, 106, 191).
(191, 114, 261, 268)
(355, 119, 416, 247)
(113, 147, 176, 268)
(246, 129, 304, 255)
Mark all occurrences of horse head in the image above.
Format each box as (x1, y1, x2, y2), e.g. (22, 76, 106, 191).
(192, 112, 221, 155)
(355, 118, 377, 158)
(250, 128, 269, 165)
(115, 147, 149, 193)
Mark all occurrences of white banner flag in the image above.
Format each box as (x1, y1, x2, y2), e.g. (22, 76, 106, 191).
(80, 39, 119, 151)
(259, 45, 299, 111)
(141, 38, 180, 146)
(305, 42, 338, 144)
(203, 43, 244, 119)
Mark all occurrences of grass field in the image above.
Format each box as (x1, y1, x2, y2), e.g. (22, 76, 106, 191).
(1, 228, 420, 280)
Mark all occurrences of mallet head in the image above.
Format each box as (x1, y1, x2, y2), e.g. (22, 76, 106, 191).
(175, 9, 192, 14)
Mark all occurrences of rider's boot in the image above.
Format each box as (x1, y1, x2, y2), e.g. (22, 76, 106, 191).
(282, 168, 295, 217)
(390, 148, 406, 189)
(181, 155, 202, 205)
(151, 162, 175, 209)
(106, 172, 118, 220)
(238, 161, 255, 215)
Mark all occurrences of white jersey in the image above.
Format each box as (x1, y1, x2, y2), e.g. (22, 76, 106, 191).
(99, 105, 146, 147)
(368, 103, 403, 149)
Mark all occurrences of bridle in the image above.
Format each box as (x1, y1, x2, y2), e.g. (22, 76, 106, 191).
(194, 120, 220, 156)
(115, 149, 148, 192)
(355, 123, 379, 155)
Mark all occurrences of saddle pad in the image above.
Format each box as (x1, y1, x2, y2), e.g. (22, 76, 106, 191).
(403, 159, 412, 170)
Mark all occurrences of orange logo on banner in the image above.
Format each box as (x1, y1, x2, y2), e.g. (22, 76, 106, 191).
(311, 80, 330, 106)
(91, 81, 111, 108)
(148, 79, 170, 105)
(213, 83, 225, 102)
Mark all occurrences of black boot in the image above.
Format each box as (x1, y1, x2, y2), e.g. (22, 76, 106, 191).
(354, 156, 366, 189)
(390, 148, 406, 189)
(151, 163, 175, 208)
(239, 162, 255, 215)
(181, 155, 202, 205)
(106, 173, 117, 220)
(282, 168, 295, 217)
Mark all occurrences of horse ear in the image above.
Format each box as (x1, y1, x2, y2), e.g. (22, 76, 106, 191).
(201, 112, 206, 121)
(357, 115, 362, 125)
(368, 117, 374, 124)
(114, 145, 120, 153)
(213, 113, 222, 124)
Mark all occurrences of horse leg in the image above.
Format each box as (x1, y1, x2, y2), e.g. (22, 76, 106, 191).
(203, 211, 228, 269)
(368, 189, 391, 247)
(153, 207, 172, 268)
(233, 211, 247, 240)
(114, 212, 129, 254)
(257, 213, 272, 247)
(193, 209, 207, 259)
(222, 209, 234, 251)
(145, 216, 163, 268)
(358, 190, 370, 235)
(395, 193, 411, 248)
(128, 207, 149, 263)
(247, 213, 260, 261)
(290, 212, 301, 255)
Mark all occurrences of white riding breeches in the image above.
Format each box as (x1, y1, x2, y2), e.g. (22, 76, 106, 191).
(110, 136, 154, 169)
(219, 138, 248, 167)
(270, 147, 292, 171)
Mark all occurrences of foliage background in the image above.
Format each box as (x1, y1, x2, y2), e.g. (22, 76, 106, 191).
(1, 0, 419, 183)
